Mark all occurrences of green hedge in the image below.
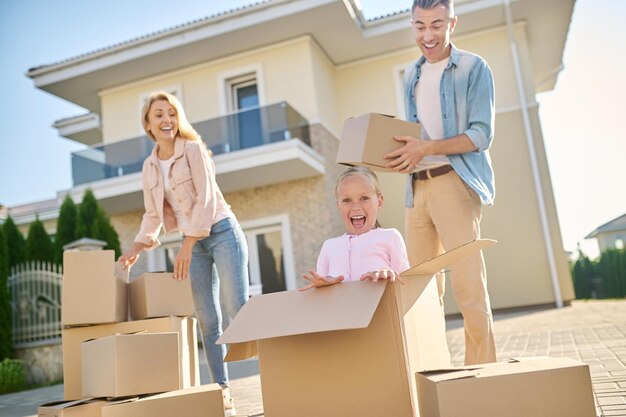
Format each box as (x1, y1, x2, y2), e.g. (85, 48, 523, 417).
(572, 248, 626, 299)
(0, 358, 27, 394)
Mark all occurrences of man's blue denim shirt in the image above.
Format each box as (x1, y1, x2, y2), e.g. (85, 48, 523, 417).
(403, 44, 496, 207)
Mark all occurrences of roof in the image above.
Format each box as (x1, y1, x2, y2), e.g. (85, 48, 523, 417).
(27, 0, 575, 113)
(28, 1, 272, 73)
(586, 213, 626, 239)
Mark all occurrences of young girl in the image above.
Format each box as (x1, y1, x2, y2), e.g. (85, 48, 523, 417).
(118, 91, 248, 415)
(301, 166, 409, 290)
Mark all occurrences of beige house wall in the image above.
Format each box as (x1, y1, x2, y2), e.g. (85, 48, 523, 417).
(100, 37, 325, 144)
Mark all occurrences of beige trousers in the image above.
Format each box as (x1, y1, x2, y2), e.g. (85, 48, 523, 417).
(405, 170, 496, 365)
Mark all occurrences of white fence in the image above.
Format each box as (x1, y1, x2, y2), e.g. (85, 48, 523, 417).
(8, 261, 62, 348)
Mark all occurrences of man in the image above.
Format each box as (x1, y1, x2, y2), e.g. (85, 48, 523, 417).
(384, 0, 496, 365)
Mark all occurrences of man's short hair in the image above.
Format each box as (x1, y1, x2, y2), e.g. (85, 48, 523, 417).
(411, 0, 455, 17)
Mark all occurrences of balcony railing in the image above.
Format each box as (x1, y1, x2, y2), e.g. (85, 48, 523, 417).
(71, 101, 311, 186)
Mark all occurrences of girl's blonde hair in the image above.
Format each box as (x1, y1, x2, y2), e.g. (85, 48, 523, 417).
(335, 166, 383, 228)
(335, 166, 382, 198)
(141, 91, 202, 143)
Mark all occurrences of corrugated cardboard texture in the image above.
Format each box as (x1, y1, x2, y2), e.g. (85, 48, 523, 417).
(101, 384, 224, 417)
(129, 272, 194, 320)
(416, 357, 597, 417)
(336, 113, 422, 171)
(62, 316, 199, 400)
(38, 398, 106, 417)
(62, 250, 128, 326)
(257, 283, 415, 417)
(218, 279, 387, 345)
(81, 332, 181, 398)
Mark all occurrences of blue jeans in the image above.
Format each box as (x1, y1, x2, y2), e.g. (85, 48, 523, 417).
(189, 216, 249, 386)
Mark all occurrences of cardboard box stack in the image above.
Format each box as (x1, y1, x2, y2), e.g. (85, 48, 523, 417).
(218, 239, 494, 417)
(40, 250, 225, 416)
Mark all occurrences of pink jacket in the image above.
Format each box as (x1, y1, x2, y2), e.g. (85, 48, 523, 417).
(316, 228, 410, 281)
(134, 138, 232, 249)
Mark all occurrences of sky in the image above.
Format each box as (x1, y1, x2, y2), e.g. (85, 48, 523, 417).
(0, 0, 624, 259)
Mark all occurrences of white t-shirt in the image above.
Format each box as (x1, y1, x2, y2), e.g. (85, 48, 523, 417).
(158, 156, 191, 233)
(414, 57, 451, 171)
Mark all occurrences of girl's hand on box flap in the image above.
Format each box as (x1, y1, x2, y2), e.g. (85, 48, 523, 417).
(299, 270, 345, 291)
(360, 268, 405, 284)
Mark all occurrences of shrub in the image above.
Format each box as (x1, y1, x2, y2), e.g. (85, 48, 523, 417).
(54, 194, 77, 264)
(0, 227, 11, 360)
(25, 217, 54, 263)
(0, 358, 27, 394)
(2, 216, 25, 269)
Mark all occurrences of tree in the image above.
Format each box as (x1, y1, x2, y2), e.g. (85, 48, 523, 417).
(0, 227, 11, 359)
(2, 217, 25, 269)
(572, 249, 593, 299)
(25, 217, 54, 263)
(76, 189, 122, 258)
(76, 189, 99, 240)
(93, 214, 122, 258)
(54, 195, 77, 264)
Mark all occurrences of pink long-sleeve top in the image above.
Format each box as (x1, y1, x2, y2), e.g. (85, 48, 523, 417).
(316, 228, 410, 281)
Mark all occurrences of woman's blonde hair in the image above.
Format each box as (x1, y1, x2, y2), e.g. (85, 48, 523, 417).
(141, 91, 202, 143)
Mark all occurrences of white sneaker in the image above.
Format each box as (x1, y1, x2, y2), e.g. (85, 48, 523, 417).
(223, 386, 237, 416)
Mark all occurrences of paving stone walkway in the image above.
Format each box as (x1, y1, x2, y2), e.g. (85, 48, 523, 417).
(1, 299, 625, 416)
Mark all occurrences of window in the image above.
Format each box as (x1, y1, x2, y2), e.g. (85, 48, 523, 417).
(147, 235, 182, 272)
(230, 75, 259, 111)
(146, 215, 295, 297)
(392, 63, 410, 120)
(241, 215, 295, 296)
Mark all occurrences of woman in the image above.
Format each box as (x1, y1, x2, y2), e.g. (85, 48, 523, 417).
(118, 91, 248, 415)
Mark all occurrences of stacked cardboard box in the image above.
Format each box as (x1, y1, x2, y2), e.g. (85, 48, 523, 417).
(38, 250, 225, 416)
(416, 357, 597, 417)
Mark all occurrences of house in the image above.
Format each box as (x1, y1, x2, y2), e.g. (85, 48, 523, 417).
(586, 213, 626, 254)
(13, 0, 576, 313)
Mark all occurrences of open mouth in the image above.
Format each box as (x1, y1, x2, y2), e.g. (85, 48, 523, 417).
(423, 42, 437, 50)
(351, 215, 366, 229)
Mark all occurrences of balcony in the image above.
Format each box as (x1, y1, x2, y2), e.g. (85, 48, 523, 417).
(69, 102, 325, 212)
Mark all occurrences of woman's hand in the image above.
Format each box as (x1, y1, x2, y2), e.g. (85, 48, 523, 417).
(118, 242, 147, 270)
(174, 236, 199, 280)
(299, 270, 344, 291)
(360, 268, 405, 284)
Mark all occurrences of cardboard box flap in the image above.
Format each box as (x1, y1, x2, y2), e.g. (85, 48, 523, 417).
(39, 398, 98, 409)
(224, 341, 258, 362)
(217, 280, 387, 344)
(402, 239, 496, 276)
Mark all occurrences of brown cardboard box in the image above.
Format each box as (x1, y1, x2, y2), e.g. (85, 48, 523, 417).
(101, 384, 225, 417)
(38, 398, 106, 417)
(62, 316, 199, 400)
(81, 332, 180, 398)
(218, 239, 495, 417)
(336, 113, 422, 171)
(415, 357, 597, 417)
(129, 272, 195, 320)
(62, 250, 128, 326)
